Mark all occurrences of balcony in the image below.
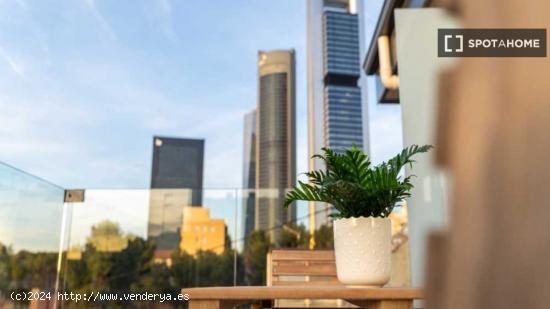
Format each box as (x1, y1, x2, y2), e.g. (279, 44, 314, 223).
(0, 161, 413, 308)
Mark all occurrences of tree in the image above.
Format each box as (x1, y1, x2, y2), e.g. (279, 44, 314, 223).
(195, 250, 233, 287)
(79, 244, 113, 294)
(243, 230, 271, 285)
(0, 243, 10, 294)
(65, 222, 153, 299)
(110, 237, 154, 292)
(86, 220, 128, 252)
(9, 251, 57, 292)
(314, 225, 334, 249)
(171, 250, 196, 289)
(279, 224, 308, 249)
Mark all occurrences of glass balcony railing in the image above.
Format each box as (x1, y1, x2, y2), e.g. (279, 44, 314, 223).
(0, 162, 66, 307)
(60, 189, 313, 295)
(0, 162, 410, 308)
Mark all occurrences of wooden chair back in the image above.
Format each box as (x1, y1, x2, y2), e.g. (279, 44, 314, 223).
(267, 249, 340, 286)
(267, 250, 353, 307)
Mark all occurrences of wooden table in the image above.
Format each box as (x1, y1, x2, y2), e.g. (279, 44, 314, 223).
(182, 286, 424, 309)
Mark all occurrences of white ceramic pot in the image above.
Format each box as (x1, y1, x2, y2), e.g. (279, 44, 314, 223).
(333, 217, 391, 286)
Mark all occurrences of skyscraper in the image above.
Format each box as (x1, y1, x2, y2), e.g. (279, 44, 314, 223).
(148, 136, 205, 250)
(256, 50, 296, 243)
(307, 0, 370, 228)
(242, 109, 256, 240)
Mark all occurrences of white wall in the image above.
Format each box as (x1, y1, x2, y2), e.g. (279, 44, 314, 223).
(394, 8, 458, 292)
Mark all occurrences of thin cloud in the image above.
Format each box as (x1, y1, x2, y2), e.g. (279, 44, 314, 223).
(140, 0, 178, 43)
(83, 0, 118, 42)
(158, 0, 177, 42)
(14, 0, 28, 11)
(0, 47, 25, 77)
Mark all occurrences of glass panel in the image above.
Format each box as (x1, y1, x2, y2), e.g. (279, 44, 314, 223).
(0, 162, 65, 307)
(1, 172, 410, 307)
(60, 189, 243, 307)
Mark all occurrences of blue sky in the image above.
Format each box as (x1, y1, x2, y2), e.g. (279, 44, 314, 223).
(0, 0, 402, 190)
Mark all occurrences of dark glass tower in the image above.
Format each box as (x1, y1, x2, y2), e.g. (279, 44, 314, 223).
(322, 10, 363, 151)
(256, 50, 296, 243)
(148, 136, 204, 250)
(308, 0, 369, 229)
(242, 109, 256, 239)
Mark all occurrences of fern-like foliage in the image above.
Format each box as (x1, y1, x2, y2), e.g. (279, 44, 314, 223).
(284, 145, 432, 219)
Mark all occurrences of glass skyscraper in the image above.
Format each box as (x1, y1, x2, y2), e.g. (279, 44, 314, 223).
(148, 136, 205, 251)
(323, 10, 363, 149)
(242, 109, 256, 240)
(308, 0, 369, 228)
(256, 50, 296, 243)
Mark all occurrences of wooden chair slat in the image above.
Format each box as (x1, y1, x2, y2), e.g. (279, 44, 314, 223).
(272, 263, 337, 276)
(270, 250, 335, 261)
(268, 249, 342, 290)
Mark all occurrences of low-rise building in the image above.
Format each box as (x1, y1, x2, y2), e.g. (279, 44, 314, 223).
(180, 207, 225, 255)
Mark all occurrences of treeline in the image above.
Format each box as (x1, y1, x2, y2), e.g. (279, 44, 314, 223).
(0, 223, 333, 308)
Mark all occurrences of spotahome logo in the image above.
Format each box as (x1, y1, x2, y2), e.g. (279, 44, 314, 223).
(438, 29, 546, 57)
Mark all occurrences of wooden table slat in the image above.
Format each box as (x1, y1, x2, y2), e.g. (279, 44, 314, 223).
(182, 286, 423, 300)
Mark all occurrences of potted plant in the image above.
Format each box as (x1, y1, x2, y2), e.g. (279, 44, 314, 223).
(284, 145, 431, 286)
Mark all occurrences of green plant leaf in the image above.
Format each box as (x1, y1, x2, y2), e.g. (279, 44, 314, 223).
(283, 145, 432, 218)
